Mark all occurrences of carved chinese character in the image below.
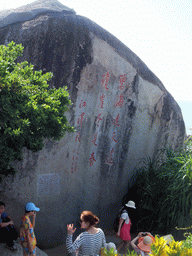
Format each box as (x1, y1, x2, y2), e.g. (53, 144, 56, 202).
(91, 133, 98, 146)
(113, 114, 120, 127)
(96, 113, 102, 127)
(99, 94, 105, 108)
(71, 151, 79, 173)
(79, 100, 86, 108)
(118, 74, 126, 90)
(111, 132, 117, 142)
(77, 112, 85, 127)
(89, 152, 96, 166)
(106, 148, 114, 165)
(101, 72, 110, 90)
(115, 94, 124, 107)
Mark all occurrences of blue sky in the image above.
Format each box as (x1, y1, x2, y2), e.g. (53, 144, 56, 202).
(1, 0, 192, 134)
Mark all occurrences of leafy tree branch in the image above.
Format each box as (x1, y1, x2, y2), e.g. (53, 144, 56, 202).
(0, 42, 74, 177)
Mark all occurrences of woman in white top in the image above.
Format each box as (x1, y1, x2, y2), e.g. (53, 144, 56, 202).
(116, 200, 136, 254)
(66, 211, 106, 256)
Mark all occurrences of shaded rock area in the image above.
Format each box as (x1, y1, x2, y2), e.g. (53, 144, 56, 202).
(0, 0, 186, 249)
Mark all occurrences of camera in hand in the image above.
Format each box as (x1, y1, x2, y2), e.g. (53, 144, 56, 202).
(142, 232, 147, 236)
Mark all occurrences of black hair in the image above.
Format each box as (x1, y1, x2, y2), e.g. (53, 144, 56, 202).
(25, 210, 32, 213)
(0, 201, 5, 207)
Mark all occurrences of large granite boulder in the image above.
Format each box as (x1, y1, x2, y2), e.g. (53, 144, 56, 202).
(0, 0, 185, 248)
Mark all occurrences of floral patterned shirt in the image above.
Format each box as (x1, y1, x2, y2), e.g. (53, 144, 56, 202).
(20, 215, 36, 253)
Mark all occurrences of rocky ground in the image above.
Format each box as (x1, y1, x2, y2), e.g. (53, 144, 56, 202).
(0, 242, 48, 256)
(43, 229, 133, 256)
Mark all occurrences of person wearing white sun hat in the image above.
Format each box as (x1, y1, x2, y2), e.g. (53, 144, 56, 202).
(116, 200, 136, 253)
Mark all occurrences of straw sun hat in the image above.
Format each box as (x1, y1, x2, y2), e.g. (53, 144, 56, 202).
(137, 236, 153, 253)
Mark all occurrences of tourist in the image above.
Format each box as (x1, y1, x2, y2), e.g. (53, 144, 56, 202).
(116, 200, 136, 253)
(131, 232, 155, 256)
(0, 201, 19, 252)
(20, 202, 40, 256)
(66, 210, 106, 255)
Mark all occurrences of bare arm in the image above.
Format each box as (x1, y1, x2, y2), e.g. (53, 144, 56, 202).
(116, 218, 125, 236)
(32, 212, 36, 229)
(0, 220, 14, 228)
(131, 235, 139, 250)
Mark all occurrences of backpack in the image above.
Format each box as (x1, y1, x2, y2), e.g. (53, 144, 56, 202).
(113, 208, 126, 233)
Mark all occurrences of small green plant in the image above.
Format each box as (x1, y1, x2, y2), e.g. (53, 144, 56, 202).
(102, 247, 117, 256)
(101, 247, 138, 256)
(182, 232, 192, 249)
(0, 42, 74, 177)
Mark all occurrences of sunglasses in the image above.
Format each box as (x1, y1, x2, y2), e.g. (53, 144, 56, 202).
(79, 219, 83, 223)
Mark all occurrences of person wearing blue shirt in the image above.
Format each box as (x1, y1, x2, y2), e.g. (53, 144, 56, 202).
(0, 201, 18, 252)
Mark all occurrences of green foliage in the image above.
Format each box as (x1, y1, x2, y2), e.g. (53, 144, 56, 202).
(128, 138, 192, 232)
(182, 232, 192, 249)
(0, 42, 74, 177)
(102, 247, 137, 256)
(102, 247, 117, 256)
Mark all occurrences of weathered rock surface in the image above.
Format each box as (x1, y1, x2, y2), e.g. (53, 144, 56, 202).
(0, 0, 75, 28)
(0, 0, 185, 249)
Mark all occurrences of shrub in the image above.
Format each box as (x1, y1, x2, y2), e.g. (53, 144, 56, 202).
(127, 138, 192, 232)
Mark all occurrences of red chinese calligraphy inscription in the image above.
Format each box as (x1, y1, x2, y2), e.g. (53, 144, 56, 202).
(77, 112, 85, 127)
(101, 72, 110, 90)
(111, 132, 117, 142)
(113, 114, 120, 127)
(118, 74, 126, 90)
(99, 94, 105, 108)
(106, 148, 114, 165)
(96, 113, 102, 127)
(71, 151, 79, 173)
(89, 152, 96, 166)
(79, 100, 86, 108)
(115, 94, 124, 107)
(91, 133, 98, 146)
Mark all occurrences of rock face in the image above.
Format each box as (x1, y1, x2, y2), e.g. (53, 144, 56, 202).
(0, 0, 185, 248)
(0, 0, 75, 28)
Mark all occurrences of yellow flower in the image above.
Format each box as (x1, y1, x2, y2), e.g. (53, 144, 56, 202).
(165, 239, 184, 255)
(150, 236, 168, 256)
(149, 235, 192, 256)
